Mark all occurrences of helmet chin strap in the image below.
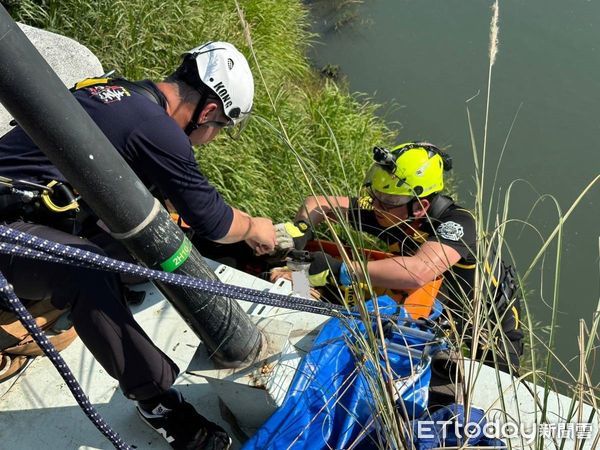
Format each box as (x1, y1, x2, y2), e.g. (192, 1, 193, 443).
(184, 89, 210, 136)
(393, 197, 418, 224)
(396, 198, 423, 231)
(406, 197, 417, 217)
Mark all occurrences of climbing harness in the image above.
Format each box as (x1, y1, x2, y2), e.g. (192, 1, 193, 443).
(70, 76, 166, 108)
(0, 175, 80, 220)
(1, 76, 164, 233)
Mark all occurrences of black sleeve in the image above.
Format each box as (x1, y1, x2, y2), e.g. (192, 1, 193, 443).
(346, 196, 386, 237)
(124, 116, 233, 240)
(428, 207, 476, 259)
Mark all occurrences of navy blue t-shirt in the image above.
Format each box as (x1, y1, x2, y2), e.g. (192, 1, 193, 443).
(0, 81, 233, 240)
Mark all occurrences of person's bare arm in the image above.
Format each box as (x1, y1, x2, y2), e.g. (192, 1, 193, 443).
(215, 208, 276, 255)
(353, 241, 462, 290)
(295, 195, 350, 225)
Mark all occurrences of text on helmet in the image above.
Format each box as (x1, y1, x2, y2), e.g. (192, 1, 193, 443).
(212, 81, 232, 109)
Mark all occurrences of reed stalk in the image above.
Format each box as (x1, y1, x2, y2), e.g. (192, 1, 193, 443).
(10, 0, 600, 448)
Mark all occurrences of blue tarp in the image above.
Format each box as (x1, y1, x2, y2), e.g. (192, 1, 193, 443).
(243, 296, 436, 450)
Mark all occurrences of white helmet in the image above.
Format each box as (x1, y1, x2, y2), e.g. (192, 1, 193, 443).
(183, 41, 254, 126)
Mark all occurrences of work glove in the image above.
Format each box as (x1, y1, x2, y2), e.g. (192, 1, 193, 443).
(308, 251, 352, 287)
(274, 220, 313, 251)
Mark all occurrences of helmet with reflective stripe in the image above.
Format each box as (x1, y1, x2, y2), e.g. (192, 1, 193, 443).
(364, 142, 452, 200)
(178, 41, 254, 125)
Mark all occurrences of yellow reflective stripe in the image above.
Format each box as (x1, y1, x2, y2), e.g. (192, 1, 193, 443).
(74, 77, 110, 90)
(308, 270, 330, 287)
(284, 222, 303, 238)
(484, 260, 499, 286)
(512, 306, 520, 330)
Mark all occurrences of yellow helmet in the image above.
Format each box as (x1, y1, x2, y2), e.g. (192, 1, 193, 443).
(363, 142, 451, 202)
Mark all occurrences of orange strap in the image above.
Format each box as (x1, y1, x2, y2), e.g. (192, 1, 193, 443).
(170, 212, 191, 230)
(401, 278, 443, 319)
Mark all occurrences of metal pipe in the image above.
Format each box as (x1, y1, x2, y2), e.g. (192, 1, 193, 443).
(0, 6, 263, 367)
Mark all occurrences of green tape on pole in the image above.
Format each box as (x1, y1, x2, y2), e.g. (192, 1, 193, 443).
(160, 237, 192, 272)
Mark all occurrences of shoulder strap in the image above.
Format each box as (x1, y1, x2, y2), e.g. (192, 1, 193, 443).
(72, 77, 111, 90)
(115, 79, 165, 107)
(427, 194, 455, 220)
(71, 77, 166, 108)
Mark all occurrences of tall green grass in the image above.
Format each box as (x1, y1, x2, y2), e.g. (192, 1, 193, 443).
(9, 0, 395, 220)
(10, 0, 600, 448)
(462, 2, 599, 447)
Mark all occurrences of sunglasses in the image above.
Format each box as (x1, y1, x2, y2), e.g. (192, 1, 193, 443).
(186, 111, 250, 140)
(367, 187, 411, 210)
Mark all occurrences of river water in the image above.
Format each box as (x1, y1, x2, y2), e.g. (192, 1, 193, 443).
(309, 0, 599, 380)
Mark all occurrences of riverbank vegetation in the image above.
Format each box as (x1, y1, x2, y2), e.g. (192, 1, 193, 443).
(7, 0, 599, 448)
(8, 0, 395, 220)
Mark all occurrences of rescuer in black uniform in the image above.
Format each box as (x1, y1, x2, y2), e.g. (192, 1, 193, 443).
(0, 41, 274, 449)
(276, 142, 524, 374)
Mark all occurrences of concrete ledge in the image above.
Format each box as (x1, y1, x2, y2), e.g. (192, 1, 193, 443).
(190, 317, 300, 431)
(0, 23, 103, 136)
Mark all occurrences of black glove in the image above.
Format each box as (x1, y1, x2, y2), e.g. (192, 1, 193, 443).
(308, 251, 342, 287)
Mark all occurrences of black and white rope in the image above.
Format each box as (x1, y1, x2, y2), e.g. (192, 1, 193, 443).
(0, 272, 132, 450)
(0, 224, 437, 450)
(0, 225, 406, 321)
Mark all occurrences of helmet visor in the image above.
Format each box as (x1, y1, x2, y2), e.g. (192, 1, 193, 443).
(363, 163, 414, 207)
(225, 112, 251, 139)
(367, 187, 412, 207)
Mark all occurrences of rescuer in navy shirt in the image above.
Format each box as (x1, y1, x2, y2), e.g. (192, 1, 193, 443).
(0, 42, 273, 449)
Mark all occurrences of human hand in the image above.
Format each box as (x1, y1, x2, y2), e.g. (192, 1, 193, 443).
(274, 220, 313, 251)
(269, 267, 293, 283)
(245, 216, 276, 255)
